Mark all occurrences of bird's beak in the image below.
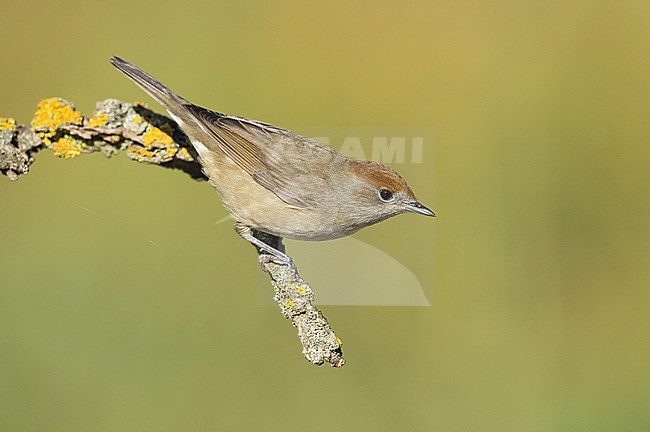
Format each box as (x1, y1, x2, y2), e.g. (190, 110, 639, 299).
(405, 201, 436, 217)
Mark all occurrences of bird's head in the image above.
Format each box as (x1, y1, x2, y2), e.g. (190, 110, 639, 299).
(343, 159, 435, 228)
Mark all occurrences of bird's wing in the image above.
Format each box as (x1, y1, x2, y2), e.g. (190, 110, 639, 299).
(183, 104, 339, 209)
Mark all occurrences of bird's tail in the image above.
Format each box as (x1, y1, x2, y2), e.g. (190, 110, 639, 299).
(109, 56, 188, 115)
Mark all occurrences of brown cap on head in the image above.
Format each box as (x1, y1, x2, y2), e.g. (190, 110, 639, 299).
(348, 159, 416, 199)
(348, 159, 435, 217)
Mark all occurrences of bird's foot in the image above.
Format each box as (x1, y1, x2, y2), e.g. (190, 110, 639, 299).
(234, 223, 292, 265)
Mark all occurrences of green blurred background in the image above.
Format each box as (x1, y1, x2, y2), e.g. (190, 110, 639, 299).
(1, 1, 649, 430)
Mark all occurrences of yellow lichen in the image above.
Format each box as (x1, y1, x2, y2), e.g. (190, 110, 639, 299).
(166, 146, 178, 157)
(127, 145, 156, 159)
(336, 337, 343, 346)
(52, 136, 84, 159)
(31, 98, 82, 131)
(31, 98, 83, 144)
(141, 126, 178, 159)
(143, 126, 173, 147)
(87, 113, 108, 127)
(0, 117, 16, 131)
(176, 147, 193, 161)
(292, 285, 307, 296)
(132, 114, 144, 124)
(284, 299, 295, 309)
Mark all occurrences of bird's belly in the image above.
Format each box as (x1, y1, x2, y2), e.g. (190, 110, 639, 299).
(201, 155, 346, 241)
(241, 204, 348, 241)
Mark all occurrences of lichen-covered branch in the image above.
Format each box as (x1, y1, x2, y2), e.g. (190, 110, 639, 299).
(253, 231, 345, 367)
(0, 97, 206, 181)
(0, 98, 345, 367)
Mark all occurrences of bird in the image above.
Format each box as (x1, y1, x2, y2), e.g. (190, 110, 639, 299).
(110, 56, 435, 262)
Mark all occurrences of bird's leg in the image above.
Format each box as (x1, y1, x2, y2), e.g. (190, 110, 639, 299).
(234, 223, 292, 264)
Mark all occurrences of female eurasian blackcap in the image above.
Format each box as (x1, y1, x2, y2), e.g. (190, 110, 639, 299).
(110, 56, 434, 262)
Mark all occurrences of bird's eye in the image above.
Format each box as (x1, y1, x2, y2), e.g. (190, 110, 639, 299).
(379, 189, 394, 202)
